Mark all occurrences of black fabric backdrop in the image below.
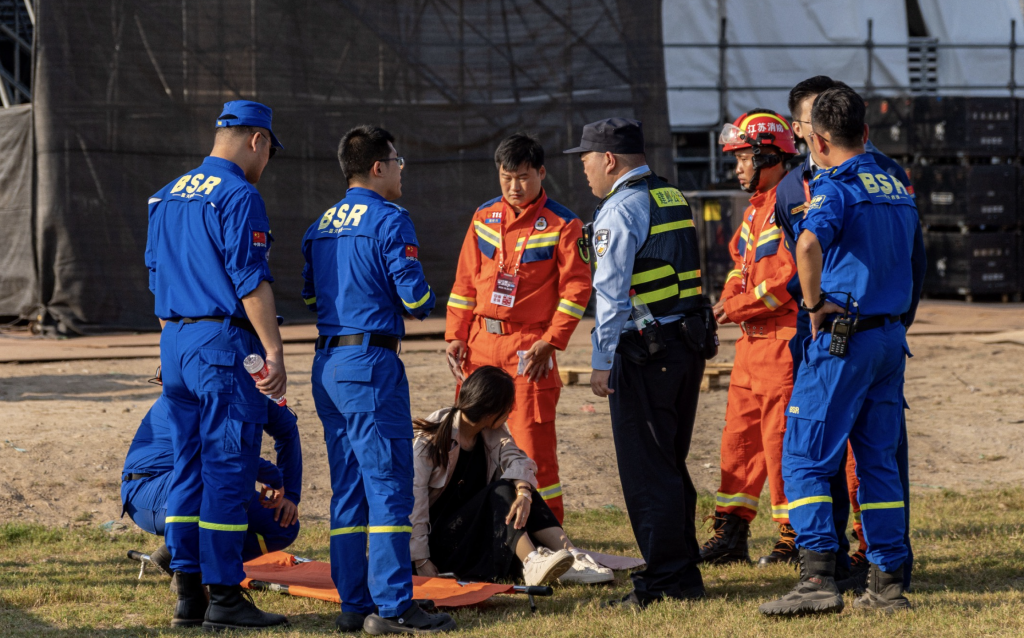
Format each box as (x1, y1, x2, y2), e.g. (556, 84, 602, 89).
(21, 0, 671, 332)
(0, 104, 35, 320)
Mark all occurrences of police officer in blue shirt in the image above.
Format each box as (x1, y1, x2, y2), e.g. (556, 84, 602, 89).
(300, 126, 455, 635)
(121, 394, 302, 578)
(761, 86, 918, 617)
(566, 118, 709, 608)
(145, 100, 288, 630)
(776, 76, 926, 594)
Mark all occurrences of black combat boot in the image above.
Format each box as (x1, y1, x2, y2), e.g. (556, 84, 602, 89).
(202, 584, 288, 631)
(149, 543, 173, 577)
(699, 513, 751, 565)
(853, 563, 911, 612)
(170, 571, 208, 628)
(836, 547, 869, 594)
(757, 523, 798, 567)
(758, 549, 844, 617)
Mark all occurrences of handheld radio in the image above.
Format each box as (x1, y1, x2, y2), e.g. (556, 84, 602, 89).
(828, 293, 858, 358)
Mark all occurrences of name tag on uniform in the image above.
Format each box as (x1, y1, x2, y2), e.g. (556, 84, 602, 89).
(491, 272, 519, 308)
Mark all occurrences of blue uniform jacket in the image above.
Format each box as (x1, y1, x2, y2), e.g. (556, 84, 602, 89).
(122, 396, 303, 504)
(775, 148, 925, 327)
(802, 153, 920, 318)
(145, 157, 274, 320)
(301, 187, 435, 336)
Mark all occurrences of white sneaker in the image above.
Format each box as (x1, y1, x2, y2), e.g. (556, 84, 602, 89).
(559, 552, 615, 585)
(523, 548, 575, 586)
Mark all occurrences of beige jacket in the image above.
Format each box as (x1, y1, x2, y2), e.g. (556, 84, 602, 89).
(410, 408, 539, 561)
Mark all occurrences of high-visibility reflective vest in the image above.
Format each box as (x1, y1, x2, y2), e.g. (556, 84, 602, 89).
(624, 173, 703, 317)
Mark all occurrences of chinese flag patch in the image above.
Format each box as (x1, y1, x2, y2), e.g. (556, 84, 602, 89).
(252, 231, 267, 247)
(405, 245, 419, 261)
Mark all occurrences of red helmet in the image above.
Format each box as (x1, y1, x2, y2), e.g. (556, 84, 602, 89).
(719, 110, 798, 155)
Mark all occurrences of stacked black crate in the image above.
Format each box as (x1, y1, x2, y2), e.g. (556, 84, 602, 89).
(878, 97, 1020, 301)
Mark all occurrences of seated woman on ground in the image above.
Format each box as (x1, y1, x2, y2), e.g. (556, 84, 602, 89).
(410, 365, 613, 587)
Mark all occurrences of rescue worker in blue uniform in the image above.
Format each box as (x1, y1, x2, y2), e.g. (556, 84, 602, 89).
(567, 118, 710, 608)
(301, 125, 456, 635)
(761, 85, 921, 617)
(145, 100, 289, 630)
(121, 394, 302, 577)
(777, 76, 925, 593)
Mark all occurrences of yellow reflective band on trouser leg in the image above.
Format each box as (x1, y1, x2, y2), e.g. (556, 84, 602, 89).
(303, 296, 316, 306)
(859, 501, 905, 511)
(771, 504, 790, 520)
(165, 516, 200, 524)
(199, 521, 248, 532)
(368, 526, 413, 534)
(538, 483, 563, 500)
(329, 526, 368, 536)
(715, 491, 759, 510)
(787, 495, 833, 510)
(257, 533, 269, 555)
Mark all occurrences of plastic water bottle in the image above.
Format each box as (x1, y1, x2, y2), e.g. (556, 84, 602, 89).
(629, 289, 667, 358)
(243, 353, 287, 407)
(629, 289, 656, 332)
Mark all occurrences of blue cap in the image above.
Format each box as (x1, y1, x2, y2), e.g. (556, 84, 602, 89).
(216, 100, 284, 150)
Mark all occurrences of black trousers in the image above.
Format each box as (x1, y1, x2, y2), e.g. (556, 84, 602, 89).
(609, 331, 705, 602)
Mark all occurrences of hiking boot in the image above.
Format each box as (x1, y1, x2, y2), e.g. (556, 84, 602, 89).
(150, 543, 174, 577)
(757, 523, 798, 567)
(523, 547, 575, 586)
(559, 551, 614, 585)
(363, 602, 456, 634)
(853, 563, 911, 613)
(699, 513, 750, 565)
(170, 571, 208, 628)
(758, 549, 844, 617)
(836, 548, 869, 594)
(202, 584, 288, 631)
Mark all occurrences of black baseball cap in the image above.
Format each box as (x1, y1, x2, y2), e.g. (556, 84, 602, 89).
(563, 117, 645, 154)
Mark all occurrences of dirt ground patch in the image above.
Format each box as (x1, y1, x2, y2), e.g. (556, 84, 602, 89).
(1, 332, 1023, 530)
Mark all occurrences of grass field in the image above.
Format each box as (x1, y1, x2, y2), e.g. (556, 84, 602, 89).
(2, 488, 1023, 637)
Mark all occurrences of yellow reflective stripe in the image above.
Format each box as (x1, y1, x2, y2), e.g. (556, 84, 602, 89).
(199, 521, 248, 532)
(538, 483, 562, 500)
(526, 231, 560, 246)
(473, 221, 501, 247)
(402, 287, 432, 310)
(330, 526, 367, 536)
(650, 219, 694, 235)
(754, 282, 767, 298)
(853, 511, 862, 522)
(637, 284, 679, 305)
(630, 265, 675, 286)
(726, 269, 742, 282)
(761, 293, 781, 310)
(678, 269, 701, 281)
(257, 534, 269, 555)
(679, 286, 703, 299)
(447, 293, 476, 309)
(165, 516, 200, 524)
(368, 526, 413, 534)
(788, 495, 833, 510)
(557, 299, 585, 319)
(524, 238, 558, 249)
(716, 491, 759, 509)
(516, 237, 525, 250)
(303, 296, 316, 306)
(757, 230, 782, 246)
(859, 501, 905, 511)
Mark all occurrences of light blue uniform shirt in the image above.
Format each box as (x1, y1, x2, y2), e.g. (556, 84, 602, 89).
(589, 165, 683, 370)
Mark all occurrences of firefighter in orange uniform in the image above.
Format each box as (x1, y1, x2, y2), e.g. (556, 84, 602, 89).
(445, 134, 592, 523)
(699, 111, 801, 566)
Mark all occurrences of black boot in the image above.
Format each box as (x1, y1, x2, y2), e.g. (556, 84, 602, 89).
(757, 523, 798, 567)
(202, 584, 288, 631)
(758, 549, 844, 617)
(363, 602, 456, 635)
(853, 563, 910, 612)
(836, 548, 870, 594)
(699, 514, 751, 565)
(150, 543, 173, 577)
(170, 572, 208, 628)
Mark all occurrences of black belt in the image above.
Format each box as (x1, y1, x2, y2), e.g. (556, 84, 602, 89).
(821, 315, 901, 335)
(125, 473, 152, 481)
(168, 316, 257, 336)
(316, 333, 401, 353)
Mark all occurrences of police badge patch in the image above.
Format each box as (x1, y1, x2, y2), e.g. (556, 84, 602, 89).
(534, 216, 548, 231)
(594, 229, 610, 257)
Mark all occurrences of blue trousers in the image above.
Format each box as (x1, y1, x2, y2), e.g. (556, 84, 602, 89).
(311, 342, 414, 618)
(160, 320, 268, 585)
(122, 473, 300, 562)
(783, 321, 909, 573)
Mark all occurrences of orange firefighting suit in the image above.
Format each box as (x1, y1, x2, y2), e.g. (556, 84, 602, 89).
(715, 185, 799, 524)
(445, 190, 592, 522)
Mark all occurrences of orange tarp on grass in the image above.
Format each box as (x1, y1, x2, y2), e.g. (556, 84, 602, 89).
(242, 552, 513, 608)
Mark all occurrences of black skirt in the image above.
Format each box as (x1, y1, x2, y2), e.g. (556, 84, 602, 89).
(428, 444, 561, 582)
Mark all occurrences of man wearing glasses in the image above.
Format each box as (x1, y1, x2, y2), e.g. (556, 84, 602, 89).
(301, 126, 455, 634)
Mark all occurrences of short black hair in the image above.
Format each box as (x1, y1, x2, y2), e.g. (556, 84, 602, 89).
(216, 124, 268, 141)
(338, 125, 395, 180)
(811, 86, 866, 149)
(788, 76, 850, 117)
(494, 134, 544, 173)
